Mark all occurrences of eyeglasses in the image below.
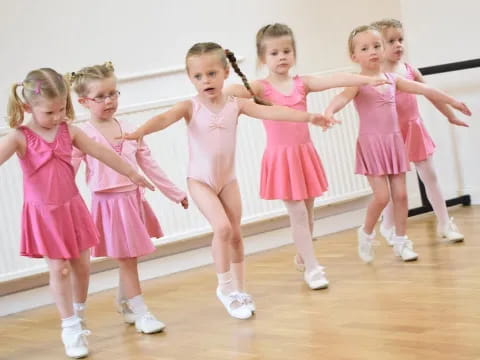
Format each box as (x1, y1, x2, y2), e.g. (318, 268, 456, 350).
(84, 90, 120, 103)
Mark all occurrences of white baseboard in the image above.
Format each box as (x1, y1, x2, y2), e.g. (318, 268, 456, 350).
(0, 205, 366, 317)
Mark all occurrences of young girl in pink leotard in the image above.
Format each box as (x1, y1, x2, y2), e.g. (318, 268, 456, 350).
(225, 23, 390, 290)
(123, 42, 332, 320)
(324, 25, 470, 264)
(372, 19, 468, 244)
(0, 68, 153, 358)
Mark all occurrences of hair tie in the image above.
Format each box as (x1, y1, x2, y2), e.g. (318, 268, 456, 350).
(17, 82, 23, 87)
(34, 81, 42, 95)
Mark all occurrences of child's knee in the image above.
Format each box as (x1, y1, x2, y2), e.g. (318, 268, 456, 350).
(392, 190, 407, 205)
(373, 192, 390, 208)
(51, 260, 71, 278)
(230, 230, 243, 248)
(214, 223, 233, 240)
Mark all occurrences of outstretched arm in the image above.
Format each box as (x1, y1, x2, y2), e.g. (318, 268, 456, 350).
(69, 125, 154, 190)
(412, 67, 469, 127)
(0, 131, 22, 167)
(224, 81, 263, 98)
(324, 86, 358, 120)
(396, 77, 471, 116)
(302, 73, 389, 93)
(237, 98, 335, 129)
(122, 100, 191, 141)
(136, 139, 188, 207)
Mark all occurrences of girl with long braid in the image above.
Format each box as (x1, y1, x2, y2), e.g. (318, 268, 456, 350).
(122, 42, 333, 319)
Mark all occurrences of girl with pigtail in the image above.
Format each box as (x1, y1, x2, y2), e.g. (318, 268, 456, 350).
(1, 68, 153, 358)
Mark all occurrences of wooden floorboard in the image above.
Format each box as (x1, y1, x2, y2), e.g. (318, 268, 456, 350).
(0, 206, 479, 360)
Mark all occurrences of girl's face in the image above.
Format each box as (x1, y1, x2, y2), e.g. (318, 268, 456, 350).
(261, 35, 295, 75)
(79, 76, 119, 120)
(351, 31, 385, 70)
(187, 53, 229, 100)
(25, 97, 67, 129)
(383, 27, 405, 62)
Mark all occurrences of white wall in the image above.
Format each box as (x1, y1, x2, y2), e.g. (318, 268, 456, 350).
(0, 0, 402, 114)
(400, 0, 480, 204)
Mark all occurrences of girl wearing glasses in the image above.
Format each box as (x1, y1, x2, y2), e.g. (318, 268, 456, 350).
(69, 62, 188, 335)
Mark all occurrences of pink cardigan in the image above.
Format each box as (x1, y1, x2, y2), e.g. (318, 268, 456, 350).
(72, 120, 186, 203)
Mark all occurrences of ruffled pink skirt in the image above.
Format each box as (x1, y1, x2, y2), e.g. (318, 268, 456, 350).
(21, 193, 99, 259)
(401, 120, 435, 163)
(91, 189, 162, 258)
(260, 142, 328, 200)
(355, 132, 410, 176)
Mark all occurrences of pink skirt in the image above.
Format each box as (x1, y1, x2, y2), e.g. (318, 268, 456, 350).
(260, 142, 328, 200)
(401, 120, 436, 163)
(355, 132, 410, 176)
(21, 193, 99, 259)
(91, 189, 162, 258)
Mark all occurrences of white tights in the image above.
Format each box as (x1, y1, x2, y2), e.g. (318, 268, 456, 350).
(383, 157, 449, 229)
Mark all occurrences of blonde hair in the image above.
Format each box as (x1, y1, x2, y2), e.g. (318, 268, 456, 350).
(347, 25, 381, 56)
(255, 23, 297, 64)
(67, 61, 115, 97)
(185, 42, 269, 105)
(371, 18, 403, 34)
(7, 68, 74, 128)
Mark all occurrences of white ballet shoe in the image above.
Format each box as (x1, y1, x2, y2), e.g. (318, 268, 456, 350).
(437, 217, 464, 242)
(216, 288, 252, 319)
(303, 266, 329, 290)
(393, 235, 418, 261)
(62, 327, 91, 359)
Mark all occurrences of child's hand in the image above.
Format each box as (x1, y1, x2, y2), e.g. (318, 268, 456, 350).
(369, 77, 391, 87)
(453, 102, 472, 116)
(309, 113, 339, 130)
(118, 130, 143, 142)
(180, 197, 189, 209)
(448, 116, 469, 127)
(128, 172, 155, 191)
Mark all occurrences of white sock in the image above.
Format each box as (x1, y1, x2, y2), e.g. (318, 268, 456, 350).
(231, 261, 245, 293)
(127, 294, 148, 316)
(61, 315, 82, 332)
(217, 271, 235, 296)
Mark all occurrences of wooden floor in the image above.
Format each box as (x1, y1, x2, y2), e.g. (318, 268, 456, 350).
(1, 206, 479, 360)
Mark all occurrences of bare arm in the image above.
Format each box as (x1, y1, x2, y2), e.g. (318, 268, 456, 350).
(324, 86, 359, 118)
(302, 73, 389, 93)
(69, 125, 154, 190)
(0, 131, 22, 167)
(396, 77, 471, 116)
(224, 81, 264, 98)
(123, 101, 191, 141)
(237, 98, 324, 126)
(412, 67, 469, 127)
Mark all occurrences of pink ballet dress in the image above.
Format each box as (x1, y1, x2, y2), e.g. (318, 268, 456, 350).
(396, 63, 435, 162)
(353, 73, 410, 175)
(18, 122, 99, 259)
(258, 76, 328, 200)
(187, 96, 239, 194)
(73, 120, 186, 259)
